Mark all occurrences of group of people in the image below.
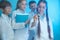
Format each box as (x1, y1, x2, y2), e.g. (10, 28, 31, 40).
(0, 0, 54, 40)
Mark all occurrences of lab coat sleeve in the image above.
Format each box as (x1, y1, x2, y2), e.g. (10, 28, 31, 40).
(29, 19, 33, 30)
(29, 18, 37, 30)
(11, 12, 16, 29)
(49, 18, 54, 39)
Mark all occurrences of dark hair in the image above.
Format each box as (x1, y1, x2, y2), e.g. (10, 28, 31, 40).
(29, 1, 36, 6)
(16, 0, 25, 10)
(0, 1, 2, 8)
(37, 0, 51, 39)
(0, 1, 11, 9)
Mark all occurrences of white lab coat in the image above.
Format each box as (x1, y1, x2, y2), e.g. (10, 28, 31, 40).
(12, 9, 29, 40)
(0, 17, 2, 40)
(0, 13, 14, 40)
(29, 11, 36, 20)
(29, 15, 53, 40)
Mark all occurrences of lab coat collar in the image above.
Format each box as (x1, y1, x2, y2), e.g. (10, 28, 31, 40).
(38, 13, 46, 20)
(17, 9, 25, 14)
(1, 13, 10, 20)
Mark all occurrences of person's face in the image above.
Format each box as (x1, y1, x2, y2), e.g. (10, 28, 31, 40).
(30, 3, 37, 11)
(19, 0, 26, 11)
(38, 2, 46, 14)
(3, 6, 11, 15)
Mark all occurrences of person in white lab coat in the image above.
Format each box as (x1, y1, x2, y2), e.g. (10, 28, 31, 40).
(12, 0, 29, 40)
(29, 0, 54, 40)
(28, 1, 37, 40)
(0, 1, 2, 40)
(0, 1, 14, 40)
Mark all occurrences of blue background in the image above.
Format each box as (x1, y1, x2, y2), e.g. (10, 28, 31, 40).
(0, 0, 60, 40)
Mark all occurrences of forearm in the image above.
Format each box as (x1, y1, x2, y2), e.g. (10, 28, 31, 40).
(31, 21, 36, 27)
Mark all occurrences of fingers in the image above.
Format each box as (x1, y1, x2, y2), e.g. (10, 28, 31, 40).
(34, 14, 38, 21)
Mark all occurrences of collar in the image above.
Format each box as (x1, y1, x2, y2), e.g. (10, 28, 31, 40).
(1, 13, 10, 20)
(17, 9, 25, 14)
(38, 13, 46, 20)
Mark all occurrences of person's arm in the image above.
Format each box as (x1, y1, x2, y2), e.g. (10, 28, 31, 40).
(31, 15, 38, 27)
(11, 11, 16, 29)
(25, 19, 30, 25)
(49, 19, 54, 40)
(25, 13, 31, 25)
(29, 19, 35, 31)
(29, 15, 38, 30)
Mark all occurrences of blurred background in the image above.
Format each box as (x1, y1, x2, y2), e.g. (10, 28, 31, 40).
(0, 0, 60, 40)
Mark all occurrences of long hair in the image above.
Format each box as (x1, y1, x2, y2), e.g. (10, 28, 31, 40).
(16, 0, 20, 10)
(37, 0, 51, 39)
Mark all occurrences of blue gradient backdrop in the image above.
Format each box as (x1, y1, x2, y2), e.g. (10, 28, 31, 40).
(0, 0, 60, 40)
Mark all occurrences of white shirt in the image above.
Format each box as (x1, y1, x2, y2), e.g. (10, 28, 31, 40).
(29, 11, 36, 20)
(29, 15, 53, 40)
(0, 13, 14, 40)
(12, 9, 29, 40)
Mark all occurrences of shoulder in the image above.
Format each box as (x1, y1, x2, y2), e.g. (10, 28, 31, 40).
(12, 10, 18, 17)
(13, 9, 19, 13)
(12, 9, 20, 15)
